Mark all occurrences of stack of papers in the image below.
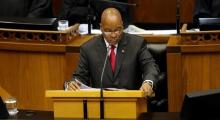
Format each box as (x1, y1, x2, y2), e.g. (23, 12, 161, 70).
(75, 79, 126, 91)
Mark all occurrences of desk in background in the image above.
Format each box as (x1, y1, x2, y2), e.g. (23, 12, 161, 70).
(167, 31, 220, 111)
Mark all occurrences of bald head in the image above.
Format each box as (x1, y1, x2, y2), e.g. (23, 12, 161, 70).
(100, 8, 124, 45)
(101, 8, 123, 25)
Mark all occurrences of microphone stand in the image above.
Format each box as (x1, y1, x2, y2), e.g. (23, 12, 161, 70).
(88, 0, 92, 34)
(100, 47, 110, 120)
(176, 0, 180, 35)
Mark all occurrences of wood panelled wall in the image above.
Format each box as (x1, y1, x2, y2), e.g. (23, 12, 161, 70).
(53, 0, 196, 23)
(129, 0, 195, 23)
(52, 0, 62, 17)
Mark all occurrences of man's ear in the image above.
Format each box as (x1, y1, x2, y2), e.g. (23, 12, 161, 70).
(99, 23, 103, 32)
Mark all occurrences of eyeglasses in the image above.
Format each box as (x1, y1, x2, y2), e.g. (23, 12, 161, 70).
(103, 29, 122, 35)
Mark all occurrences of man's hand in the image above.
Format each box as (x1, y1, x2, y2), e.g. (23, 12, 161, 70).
(140, 82, 154, 97)
(66, 81, 80, 91)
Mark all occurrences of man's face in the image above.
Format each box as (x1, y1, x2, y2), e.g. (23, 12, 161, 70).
(100, 16, 123, 46)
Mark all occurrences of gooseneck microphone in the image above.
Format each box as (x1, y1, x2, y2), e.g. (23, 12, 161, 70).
(100, 46, 110, 120)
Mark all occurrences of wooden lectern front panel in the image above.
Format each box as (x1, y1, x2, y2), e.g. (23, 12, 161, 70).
(46, 90, 147, 119)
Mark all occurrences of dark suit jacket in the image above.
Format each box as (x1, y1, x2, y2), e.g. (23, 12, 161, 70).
(193, 0, 220, 27)
(0, 0, 53, 18)
(73, 33, 159, 90)
(59, 0, 91, 25)
(59, 0, 130, 28)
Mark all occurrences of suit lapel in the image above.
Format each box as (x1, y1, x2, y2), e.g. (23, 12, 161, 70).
(114, 34, 128, 79)
(96, 36, 114, 81)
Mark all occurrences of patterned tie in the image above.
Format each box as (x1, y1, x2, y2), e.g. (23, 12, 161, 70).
(109, 45, 116, 73)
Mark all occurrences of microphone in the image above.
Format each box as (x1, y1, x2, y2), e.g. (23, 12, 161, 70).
(100, 45, 110, 120)
(176, 0, 180, 35)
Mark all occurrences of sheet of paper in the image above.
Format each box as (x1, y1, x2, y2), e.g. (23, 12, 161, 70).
(75, 79, 127, 91)
(74, 79, 94, 89)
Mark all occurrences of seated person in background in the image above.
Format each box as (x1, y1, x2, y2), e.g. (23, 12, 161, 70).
(66, 7, 160, 97)
(93, 0, 130, 28)
(0, 0, 53, 18)
(193, 0, 220, 27)
(59, 0, 130, 28)
(59, 0, 91, 26)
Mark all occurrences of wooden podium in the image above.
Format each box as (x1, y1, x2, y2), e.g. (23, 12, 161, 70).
(46, 90, 147, 119)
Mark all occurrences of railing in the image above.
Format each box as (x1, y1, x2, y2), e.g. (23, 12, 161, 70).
(180, 24, 220, 45)
(0, 24, 80, 44)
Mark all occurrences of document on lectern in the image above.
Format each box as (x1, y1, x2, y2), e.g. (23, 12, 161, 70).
(74, 79, 90, 89)
(75, 79, 126, 91)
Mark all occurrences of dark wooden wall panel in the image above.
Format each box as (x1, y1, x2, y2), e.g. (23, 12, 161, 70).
(129, 0, 176, 23)
(129, 0, 196, 23)
(181, 0, 196, 23)
(52, 0, 62, 17)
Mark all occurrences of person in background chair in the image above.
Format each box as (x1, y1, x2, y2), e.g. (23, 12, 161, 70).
(193, 0, 220, 27)
(65, 7, 160, 97)
(59, 0, 130, 28)
(59, 0, 92, 26)
(0, 0, 53, 18)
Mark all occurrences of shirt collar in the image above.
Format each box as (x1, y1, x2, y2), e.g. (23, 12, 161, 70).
(103, 38, 118, 48)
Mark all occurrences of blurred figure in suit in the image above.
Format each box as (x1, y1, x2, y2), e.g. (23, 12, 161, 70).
(193, 0, 220, 27)
(0, 0, 53, 18)
(59, 0, 131, 28)
(59, 0, 92, 25)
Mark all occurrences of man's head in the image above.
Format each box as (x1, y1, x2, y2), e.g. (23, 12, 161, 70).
(100, 8, 124, 46)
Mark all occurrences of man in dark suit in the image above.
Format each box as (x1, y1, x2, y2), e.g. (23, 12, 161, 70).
(0, 0, 53, 18)
(59, 0, 91, 25)
(67, 8, 159, 96)
(59, 0, 130, 28)
(193, 0, 220, 27)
